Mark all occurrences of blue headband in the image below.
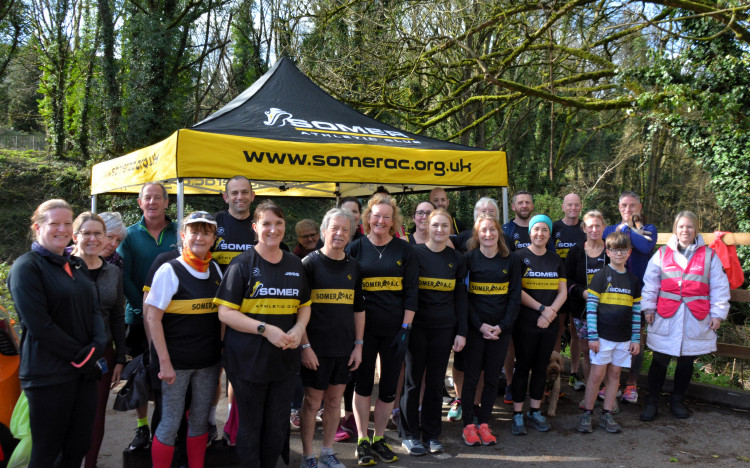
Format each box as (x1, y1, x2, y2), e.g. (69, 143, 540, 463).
(528, 214, 553, 233)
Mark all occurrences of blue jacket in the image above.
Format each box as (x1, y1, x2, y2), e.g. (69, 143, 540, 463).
(602, 223, 657, 285)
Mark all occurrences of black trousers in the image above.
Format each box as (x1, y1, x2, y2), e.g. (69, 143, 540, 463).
(400, 325, 454, 441)
(24, 377, 98, 468)
(355, 332, 401, 402)
(229, 372, 296, 468)
(461, 327, 512, 425)
(647, 351, 696, 399)
(512, 324, 558, 403)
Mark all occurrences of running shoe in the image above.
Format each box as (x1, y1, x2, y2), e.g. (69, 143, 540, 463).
(599, 412, 622, 433)
(427, 439, 444, 454)
(477, 423, 496, 446)
(290, 409, 301, 429)
(526, 411, 551, 432)
(577, 411, 593, 433)
(503, 385, 513, 405)
(207, 423, 218, 447)
(222, 430, 236, 447)
(319, 453, 346, 468)
(401, 438, 427, 456)
(598, 386, 622, 400)
(371, 438, 398, 463)
(127, 425, 151, 451)
(334, 423, 351, 442)
(511, 414, 526, 436)
(462, 424, 481, 446)
(447, 399, 462, 421)
(301, 457, 318, 468)
(356, 440, 376, 466)
(340, 414, 357, 437)
(569, 373, 585, 391)
(621, 385, 638, 403)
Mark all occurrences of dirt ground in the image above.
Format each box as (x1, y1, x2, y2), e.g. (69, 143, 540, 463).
(95, 375, 750, 468)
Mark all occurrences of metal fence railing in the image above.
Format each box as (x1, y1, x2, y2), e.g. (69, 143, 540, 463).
(0, 135, 46, 151)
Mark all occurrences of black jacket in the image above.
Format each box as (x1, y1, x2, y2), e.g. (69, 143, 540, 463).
(8, 248, 107, 388)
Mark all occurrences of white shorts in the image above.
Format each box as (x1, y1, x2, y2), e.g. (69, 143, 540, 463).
(589, 338, 632, 368)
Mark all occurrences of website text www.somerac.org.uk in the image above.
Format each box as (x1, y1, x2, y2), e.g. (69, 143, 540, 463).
(243, 151, 471, 177)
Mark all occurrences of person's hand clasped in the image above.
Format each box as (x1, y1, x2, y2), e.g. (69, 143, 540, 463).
(710, 317, 722, 330)
(588, 340, 600, 353)
(645, 312, 655, 325)
(480, 323, 500, 340)
(629, 342, 640, 355)
(264, 324, 294, 349)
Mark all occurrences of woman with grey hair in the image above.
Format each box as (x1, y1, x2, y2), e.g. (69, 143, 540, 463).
(455, 197, 499, 253)
(99, 211, 128, 270)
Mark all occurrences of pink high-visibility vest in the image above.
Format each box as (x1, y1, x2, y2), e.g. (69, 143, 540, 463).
(656, 245, 712, 320)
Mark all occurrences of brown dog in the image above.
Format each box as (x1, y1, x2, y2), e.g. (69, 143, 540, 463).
(545, 351, 564, 417)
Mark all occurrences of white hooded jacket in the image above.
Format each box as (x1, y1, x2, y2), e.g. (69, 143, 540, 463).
(641, 234, 730, 356)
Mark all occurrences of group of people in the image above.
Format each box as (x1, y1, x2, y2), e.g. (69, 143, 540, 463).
(7, 180, 731, 468)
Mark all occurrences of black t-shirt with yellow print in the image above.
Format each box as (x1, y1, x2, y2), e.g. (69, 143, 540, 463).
(516, 248, 566, 333)
(214, 247, 311, 383)
(346, 236, 419, 337)
(464, 248, 523, 333)
(413, 244, 468, 335)
(302, 250, 365, 357)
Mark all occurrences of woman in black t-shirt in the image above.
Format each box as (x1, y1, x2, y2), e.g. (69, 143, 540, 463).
(511, 215, 567, 435)
(345, 193, 418, 465)
(400, 209, 467, 455)
(459, 215, 522, 447)
(216, 202, 311, 468)
(565, 210, 608, 389)
(146, 211, 222, 468)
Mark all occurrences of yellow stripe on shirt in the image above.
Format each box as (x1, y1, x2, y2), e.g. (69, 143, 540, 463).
(522, 277, 563, 290)
(362, 277, 403, 291)
(468, 281, 509, 295)
(419, 277, 455, 291)
(311, 289, 355, 304)
(165, 299, 218, 314)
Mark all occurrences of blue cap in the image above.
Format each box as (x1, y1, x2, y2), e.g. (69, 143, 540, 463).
(528, 214, 553, 233)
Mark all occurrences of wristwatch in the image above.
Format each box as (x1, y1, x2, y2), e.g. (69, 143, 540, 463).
(538, 305, 545, 313)
(257, 322, 266, 335)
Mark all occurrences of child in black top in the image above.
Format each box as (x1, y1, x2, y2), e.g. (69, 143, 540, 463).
(578, 232, 641, 434)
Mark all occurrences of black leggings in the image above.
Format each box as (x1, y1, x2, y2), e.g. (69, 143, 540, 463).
(229, 372, 296, 468)
(647, 351, 696, 398)
(461, 328, 512, 425)
(355, 332, 401, 403)
(512, 325, 558, 403)
(24, 377, 98, 468)
(400, 325, 454, 440)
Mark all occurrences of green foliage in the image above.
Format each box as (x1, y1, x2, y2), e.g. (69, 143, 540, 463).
(0, 149, 91, 262)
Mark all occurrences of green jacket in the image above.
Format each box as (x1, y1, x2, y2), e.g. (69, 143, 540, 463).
(117, 216, 178, 324)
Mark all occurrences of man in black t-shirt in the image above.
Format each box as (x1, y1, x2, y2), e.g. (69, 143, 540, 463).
(502, 191, 534, 251)
(212, 176, 256, 272)
(430, 187, 466, 235)
(551, 193, 587, 386)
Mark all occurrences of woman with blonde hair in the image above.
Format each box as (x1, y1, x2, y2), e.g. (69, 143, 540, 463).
(640, 211, 730, 421)
(8, 200, 107, 467)
(345, 193, 418, 465)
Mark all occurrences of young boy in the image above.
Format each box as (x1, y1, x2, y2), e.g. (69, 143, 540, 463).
(578, 232, 641, 433)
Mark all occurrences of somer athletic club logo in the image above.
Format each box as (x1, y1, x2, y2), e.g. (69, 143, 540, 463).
(264, 108, 293, 126)
(261, 107, 417, 142)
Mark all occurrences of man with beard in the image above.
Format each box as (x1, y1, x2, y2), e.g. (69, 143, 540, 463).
(502, 191, 535, 252)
